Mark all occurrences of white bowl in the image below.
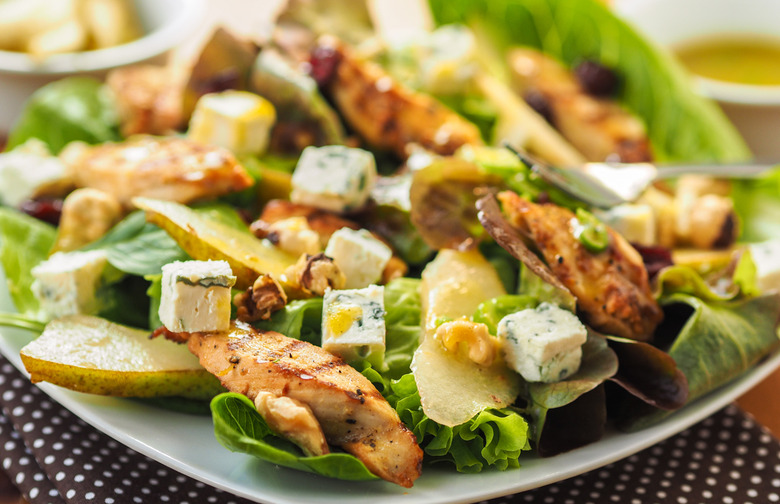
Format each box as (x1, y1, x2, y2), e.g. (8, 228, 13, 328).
(0, 0, 205, 132)
(614, 0, 780, 158)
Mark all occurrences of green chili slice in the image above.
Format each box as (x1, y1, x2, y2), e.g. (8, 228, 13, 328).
(574, 208, 609, 253)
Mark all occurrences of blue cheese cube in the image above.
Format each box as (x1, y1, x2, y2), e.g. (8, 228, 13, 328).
(324, 228, 392, 289)
(594, 204, 656, 246)
(31, 250, 110, 320)
(188, 90, 276, 156)
(497, 302, 587, 383)
(418, 25, 478, 95)
(750, 239, 780, 293)
(0, 139, 67, 207)
(322, 285, 386, 368)
(159, 260, 237, 333)
(290, 145, 377, 213)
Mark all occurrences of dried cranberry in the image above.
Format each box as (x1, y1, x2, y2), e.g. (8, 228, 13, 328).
(574, 60, 619, 97)
(633, 244, 674, 279)
(19, 198, 63, 226)
(309, 45, 341, 87)
(196, 68, 241, 96)
(524, 90, 555, 125)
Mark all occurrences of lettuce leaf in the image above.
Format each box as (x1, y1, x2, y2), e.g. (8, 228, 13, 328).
(428, 0, 750, 162)
(7, 77, 121, 153)
(211, 392, 378, 481)
(386, 374, 531, 472)
(616, 291, 780, 430)
(0, 208, 56, 318)
(731, 167, 780, 243)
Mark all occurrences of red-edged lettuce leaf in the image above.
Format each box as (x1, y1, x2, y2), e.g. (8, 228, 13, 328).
(615, 291, 780, 431)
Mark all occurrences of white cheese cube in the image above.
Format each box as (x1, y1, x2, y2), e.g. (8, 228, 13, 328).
(418, 25, 478, 95)
(749, 239, 780, 293)
(322, 285, 386, 368)
(290, 145, 377, 213)
(324, 228, 392, 289)
(594, 204, 656, 246)
(0, 139, 67, 207)
(188, 90, 276, 156)
(31, 250, 109, 320)
(497, 302, 587, 383)
(159, 260, 237, 333)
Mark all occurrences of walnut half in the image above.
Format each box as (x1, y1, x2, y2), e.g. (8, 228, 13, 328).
(233, 274, 288, 322)
(284, 253, 346, 297)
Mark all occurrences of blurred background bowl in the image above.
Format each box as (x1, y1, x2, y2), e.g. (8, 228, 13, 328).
(614, 0, 780, 159)
(0, 0, 205, 133)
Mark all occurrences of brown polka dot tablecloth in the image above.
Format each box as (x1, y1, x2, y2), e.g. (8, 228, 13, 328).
(2, 352, 780, 504)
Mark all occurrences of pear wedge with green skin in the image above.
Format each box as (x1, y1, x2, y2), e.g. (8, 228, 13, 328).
(20, 315, 224, 399)
(133, 197, 297, 289)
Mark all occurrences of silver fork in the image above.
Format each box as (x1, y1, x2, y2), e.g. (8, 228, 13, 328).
(507, 146, 776, 208)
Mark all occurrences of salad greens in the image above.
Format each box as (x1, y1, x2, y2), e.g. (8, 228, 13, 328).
(7, 77, 121, 153)
(211, 392, 379, 481)
(0, 208, 56, 319)
(427, 0, 751, 162)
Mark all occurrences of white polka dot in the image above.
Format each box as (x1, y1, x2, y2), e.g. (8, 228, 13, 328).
(94, 480, 104, 487)
(66, 489, 76, 499)
(29, 488, 39, 499)
(15, 473, 24, 485)
(769, 494, 780, 503)
(74, 474, 85, 483)
(85, 492, 95, 500)
(55, 471, 65, 481)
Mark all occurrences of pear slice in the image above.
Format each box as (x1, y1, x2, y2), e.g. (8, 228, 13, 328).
(20, 315, 224, 399)
(133, 197, 297, 289)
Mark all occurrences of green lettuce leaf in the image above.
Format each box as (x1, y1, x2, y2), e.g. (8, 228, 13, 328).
(383, 278, 424, 379)
(254, 298, 324, 345)
(617, 291, 780, 430)
(0, 208, 56, 318)
(386, 374, 531, 472)
(7, 77, 121, 153)
(731, 167, 780, 243)
(428, 0, 750, 162)
(211, 392, 378, 481)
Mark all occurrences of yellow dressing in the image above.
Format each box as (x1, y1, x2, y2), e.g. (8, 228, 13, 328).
(675, 34, 780, 86)
(326, 304, 363, 337)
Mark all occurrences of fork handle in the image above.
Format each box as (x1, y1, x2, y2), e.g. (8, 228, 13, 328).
(655, 162, 777, 180)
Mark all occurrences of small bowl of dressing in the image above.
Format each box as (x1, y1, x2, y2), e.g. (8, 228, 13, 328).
(614, 0, 780, 158)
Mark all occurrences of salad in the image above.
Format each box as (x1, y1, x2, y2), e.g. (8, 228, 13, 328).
(1, 0, 779, 491)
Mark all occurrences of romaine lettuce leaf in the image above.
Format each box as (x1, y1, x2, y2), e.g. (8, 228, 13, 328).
(0, 208, 56, 318)
(386, 374, 531, 472)
(7, 77, 121, 153)
(428, 0, 750, 162)
(211, 392, 378, 481)
(731, 167, 780, 243)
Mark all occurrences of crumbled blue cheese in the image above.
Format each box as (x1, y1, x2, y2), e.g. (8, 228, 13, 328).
(31, 250, 110, 320)
(417, 25, 478, 95)
(290, 145, 377, 213)
(322, 285, 386, 368)
(749, 239, 780, 293)
(594, 204, 656, 246)
(324, 228, 392, 289)
(497, 302, 587, 383)
(0, 138, 67, 207)
(187, 90, 276, 156)
(159, 260, 237, 333)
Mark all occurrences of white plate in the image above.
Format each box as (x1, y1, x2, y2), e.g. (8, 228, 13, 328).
(2, 276, 779, 504)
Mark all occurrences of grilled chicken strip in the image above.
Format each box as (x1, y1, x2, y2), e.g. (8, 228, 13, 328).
(63, 136, 253, 208)
(508, 48, 652, 162)
(498, 191, 663, 341)
(106, 65, 184, 137)
(313, 36, 483, 159)
(188, 322, 423, 487)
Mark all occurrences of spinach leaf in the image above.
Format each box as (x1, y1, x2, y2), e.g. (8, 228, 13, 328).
(0, 208, 56, 318)
(7, 77, 121, 153)
(428, 0, 750, 162)
(84, 211, 189, 277)
(211, 392, 378, 481)
(386, 374, 531, 472)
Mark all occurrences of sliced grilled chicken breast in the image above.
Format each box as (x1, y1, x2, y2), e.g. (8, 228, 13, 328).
(188, 322, 423, 487)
